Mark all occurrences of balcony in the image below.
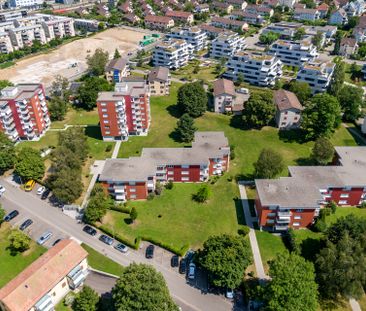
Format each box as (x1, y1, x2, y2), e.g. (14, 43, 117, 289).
(276, 217, 290, 224)
(275, 225, 289, 231)
(277, 211, 291, 217)
(114, 186, 125, 194)
(0, 107, 11, 117)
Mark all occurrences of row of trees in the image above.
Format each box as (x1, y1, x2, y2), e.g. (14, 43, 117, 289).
(84, 184, 113, 224)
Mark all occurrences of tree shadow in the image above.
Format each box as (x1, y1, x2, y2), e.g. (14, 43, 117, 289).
(229, 114, 245, 130)
(295, 157, 315, 166)
(234, 197, 246, 226)
(345, 126, 366, 146)
(299, 237, 323, 262)
(168, 128, 181, 143)
(319, 298, 350, 311)
(6, 245, 22, 257)
(278, 129, 307, 144)
(124, 218, 133, 225)
(235, 173, 254, 182)
(84, 125, 103, 140)
(166, 104, 181, 119)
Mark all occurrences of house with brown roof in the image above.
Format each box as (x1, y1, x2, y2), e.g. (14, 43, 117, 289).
(213, 78, 247, 113)
(0, 239, 88, 311)
(124, 13, 140, 24)
(274, 89, 303, 129)
(105, 57, 130, 83)
(118, 1, 133, 13)
(166, 10, 194, 24)
(224, 0, 247, 10)
(294, 8, 320, 21)
(145, 15, 175, 30)
(147, 66, 171, 95)
(212, 1, 234, 13)
(339, 37, 359, 57)
(317, 3, 329, 17)
(211, 16, 249, 32)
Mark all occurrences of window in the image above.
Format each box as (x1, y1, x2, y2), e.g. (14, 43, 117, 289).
(340, 193, 349, 198)
(100, 102, 107, 106)
(129, 182, 136, 186)
(339, 200, 348, 205)
(294, 215, 302, 220)
(181, 171, 189, 175)
(62, 282, 67, 288)
(101, 108, 107, 112)
(103, 120, 109, 124)
(269, 206, 277, 211)
(130, 188, 136, 192)
(130, 194, 136, 199)
(295, 209, 303, 212)
(293, 222, 300, 226)
(181, 177, 189, 181)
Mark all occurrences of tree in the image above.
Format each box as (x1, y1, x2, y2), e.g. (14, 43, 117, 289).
(113, 48, 121, 59)
(0, 204, 5, 226)
(254, 148, 284, 179)
(48, 96, 68, 121)
(287, 81, 311, 104)
(84, 186, 112, 223)
(271, 11, 282, 22)
(236, 73, 244, 86)
(0, 80, 13, 90)
(215, 57, 226, 74)
(333, 31, 343, 55)
(329, 59, 345, 97)
(86, 48, 109, 76)
(242, 90, 275, 128)
(58, 127, 89, 162)
(337, 85, 363, 121)
(300, 0, 315, 8)
(301, 93, 341, 140)
(325, 214, 366, 244)
(259, 31, 280, 45)
(293, 27, 306, 40)
(198, 234, 252, 289)
(112, 263, 178, 311)
(78, 77, 113, 110)
(264, 252, 318, 311)
(8, 229, 31, 252)
(15, 147, 44, 181)
(0, 132, 15, 174)
(175, 113, 197, 143)
(130, 207, 137, 223)
(72, 286, 99, 311)
(177, 82, 207, 118)
(311, 137, 334, 165)
(193, 184, 211, 203)
(51, 75, 69, 98)
(311, 31, 323, 49)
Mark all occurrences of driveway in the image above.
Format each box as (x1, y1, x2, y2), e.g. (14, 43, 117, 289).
(0, 178, 233, 311)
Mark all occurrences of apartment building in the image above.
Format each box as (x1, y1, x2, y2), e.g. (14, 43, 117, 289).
(293, 8, 320, 21)
(246, 5, 274, 17)
(262, 22, 302, 39)
(0, 84, 50, 142)
(105, 57, 130, 83)
(339, 37, 358, 57)
(8, 24, 47, 49)
(210, 31, 246, 58)
(296, 60, 335, 93)
(274, 89, 303, 129)
(255, 146, 366, 231)
(97, 78, 150, 141)
(0, 240, 88, 311)
(8, 0, 43, 8)
(152, 39, 194, 69)
(145, 15, 175, 31)
(166, 11, 194, 24)
(147, 66, 171, 96)
(268, 39, 318, 67)
(200, 24, 227, 38)
(73, 19, 100, 32)
(41, 17, 75, 40)
(213, 78, 245, 113)
(0, 32, 13, 53)
(329, 8, 348, 25)
(0, 10, 27, 22)
(99, 132, 230, 201)
(211, 16, 249, 32)
(224, 0, 247, 10)
(212, 1, 233, 13)
(166, 26, 207, 51)
(225, 51, 283, 86)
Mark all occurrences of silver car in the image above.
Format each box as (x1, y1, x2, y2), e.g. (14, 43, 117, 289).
(37, 231, 52, 245)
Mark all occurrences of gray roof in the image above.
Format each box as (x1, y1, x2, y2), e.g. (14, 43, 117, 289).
(256, 146, 366, 208)
(99, 132, 229, 182)
(147, 67, 170, 82)
(105, 58, 128, 72)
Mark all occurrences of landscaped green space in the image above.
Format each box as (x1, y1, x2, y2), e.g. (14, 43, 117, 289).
(51, 108, 100, 129)
(0, 223, 46, 288)
(171, 60, 218, 82)
(81, 243, 124, 276)
(102, 180, 243, 250)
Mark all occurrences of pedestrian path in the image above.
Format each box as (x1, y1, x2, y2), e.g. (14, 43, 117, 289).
(350, 299, 362, 311)
(111, 141, 121, 159)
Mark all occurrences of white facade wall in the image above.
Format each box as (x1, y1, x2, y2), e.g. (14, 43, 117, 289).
(166, 27, 207, 51)
(210, 32, 246, 58)
(214, 93, 235, 113)
(0, 32, 13, 53)
(276, 108, 301, 129)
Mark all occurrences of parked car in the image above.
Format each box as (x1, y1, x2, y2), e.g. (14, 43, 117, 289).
(36, 186, 45, 195)
(83, 225, 97, 236)
(99, 234, 114, 245)
(19, 219, 33, 231)
(188, 262, 196, 280)
(171, 255, 179, 267)
(37, 231, 52, 245)
(226, 288, 234, 299)
(24, 180, 36, 192)
(185, 250, 195, 263)
(52, 239, 62, 246)
(146, 245, 155, 259)
(114, 243, 129, 253)
(4, 210, 19, 222)
(237, 87, 249, 94)
(179, 258, 186, 274)
(0, 185, 5, 195)
(41, 189, 51, 200)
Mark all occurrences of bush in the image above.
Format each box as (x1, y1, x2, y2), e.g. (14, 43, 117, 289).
(140, 235, 189, 256)
(97, 225, 138, 249)
(327, 201, 337, 214)
(230, 144, 236, 160)
(110, 204, 131, 214)
(360, 201, 366, 209)
(105, 144, 113, 152)
(282, 229, 300, 254)
(312, 219, 327, 232)
(155, 181, 163, 195)
(238, 225, 250, 236)
(165, 180, 174, 190)
(192, 184, 211, 203)
(147, 193, 155, 200)
(209, 176, 220, 184)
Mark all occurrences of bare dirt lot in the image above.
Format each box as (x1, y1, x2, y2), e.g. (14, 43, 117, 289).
(0, 28, 145, 86)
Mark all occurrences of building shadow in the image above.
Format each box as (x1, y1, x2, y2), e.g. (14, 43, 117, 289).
(84, 125, 103, 140)
(345, 126, 366, 146)
(278, 129, 307, 144)
(234, 197, 246, 226)
(229, 114, 245, 130)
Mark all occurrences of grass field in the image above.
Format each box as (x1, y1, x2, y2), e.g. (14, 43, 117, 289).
(0, 223, 46, 288)
(51, 108, 100, 129)
(102, 179, 243, 250)
(171, 60, 218, 82)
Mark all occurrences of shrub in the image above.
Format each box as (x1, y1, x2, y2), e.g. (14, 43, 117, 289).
(97, 225, 138, 249)
(165, 180, 174, 190)
(238, 225, 250, 236)
(155, 181, 163, 195)
(360, 201, 366, 209)
(105, 144, 113, 152)
(312, 219, 327, 232)
(147, 193, 155, 200)
(327, 201, 337, 214)
(110, 204, 131, 214)
(192, 184, 211, 203)
(282, 229, 300, 254)
(230, 144, 236, 160)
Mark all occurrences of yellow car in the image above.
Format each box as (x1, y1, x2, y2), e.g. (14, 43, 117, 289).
(24, 180, 36, 192)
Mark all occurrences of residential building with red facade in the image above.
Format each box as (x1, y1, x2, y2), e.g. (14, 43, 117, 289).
(0, 84, 50, 142)
(98, 132, 230, 201)
(255, 146, 366, 231)
(97, 78, 150, 141)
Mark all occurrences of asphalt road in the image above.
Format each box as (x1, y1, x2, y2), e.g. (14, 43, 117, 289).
(0, 178, 234, 311)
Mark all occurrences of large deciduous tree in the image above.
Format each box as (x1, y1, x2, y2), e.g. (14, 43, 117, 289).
(48, 96, 68, 121)
(72, 286, 99, 311)
(78, 77, 113, 110)
(177, 82, 207, 118)
(84, 186, 112, 224)
(259, 31, 279, 45)
(86, 48, 109, 76)
(58, 127, 89, 162)
(337, 85, 363, 121)
(198, 234, 252, 289)
(15, 147, 45, 181)
(242, 90, 275, 128)
(8, 229, 31, 252)
(301, 93, 341, 140)
(264, 252, 318, 311)
(311, 137, 334, 165)
(329, 60, 345, 97)
(287, 81, 312, 104)
(112, 263, 178, 311)
(254, 148, 284, 179)
(0, 132, 15, 174)
(175, 113, 197, 143)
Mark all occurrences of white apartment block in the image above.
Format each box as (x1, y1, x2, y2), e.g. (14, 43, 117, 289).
(296, 60, 335, 94)
(0, 32, 13, 53)
(41, 17, 75, 40)
(225, 52, 282, 86)
(8, 24, 47, 48)
(152, 39, 194, 69)
(210, 31, 246, 58)
(268, 39, 318, 67)
(293, 8, 320, 21)
(8, 0, 43, 8)
(166, 27, 207, 52)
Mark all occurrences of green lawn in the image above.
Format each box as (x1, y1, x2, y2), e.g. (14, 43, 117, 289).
(0, 223, 46, 288)
(171, 60, 218, 82)
(102, 179, 243, 250)
(51, 108, 100, 129)
(81, 243, 124, 276)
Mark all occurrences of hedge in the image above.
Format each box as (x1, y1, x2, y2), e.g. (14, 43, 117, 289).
(97, 225, 139, 250)
(140, 235, 189, 257)
(110, 205, 131, 214)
